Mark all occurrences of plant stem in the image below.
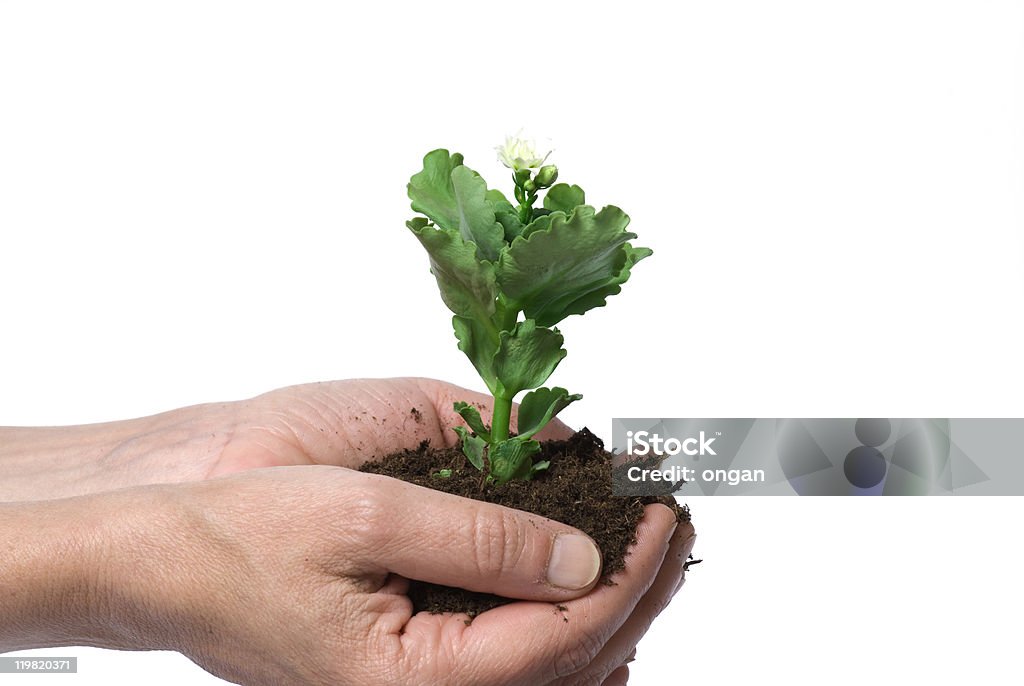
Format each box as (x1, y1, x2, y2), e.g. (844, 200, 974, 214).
(496, 300, 519, 332)
(517, 190, 537, 224)
(513, 171, 538, 224)
(491, 393, 513, 442)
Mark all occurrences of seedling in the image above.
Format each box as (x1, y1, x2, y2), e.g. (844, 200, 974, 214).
(406, 133, 650, 484)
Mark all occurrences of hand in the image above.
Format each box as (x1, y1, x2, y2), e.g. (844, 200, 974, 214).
(16, 465, 693, 685)
(0, 378, 569, 501)
(0, 378, 697, 683)
(182, 377, 697, 684)
(208, 377, 575, 477)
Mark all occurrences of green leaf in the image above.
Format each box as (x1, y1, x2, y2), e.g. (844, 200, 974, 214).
(517, 387, 582, 439)
(453, 401, 491, 441)
(454, 427, 487, 471)
(489, 438, 542, 484)
(541, 241, 652, 323)
(408, 149, 464, 232)
(492, 320, 566, 398)
(486, 188, 524, 242)
(408, 219, 497, 319)
(485, 188, 512, 205)
(624, 243, 655, 267)
(452, 315, 499, 393)
(543, 183, 585, 214)
(451, 166, 504, 262)
(519, 211, 562, 240)
(529, 460, 551, 477)
(496, 205, 651, 326)
(495, 211, 524, 242)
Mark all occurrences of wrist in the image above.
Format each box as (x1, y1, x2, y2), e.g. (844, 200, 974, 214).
(0, 483, 204, 653)
(0, 493, 129, 651)
(0, 402, 240, 502)
(82, 484, 197, 653)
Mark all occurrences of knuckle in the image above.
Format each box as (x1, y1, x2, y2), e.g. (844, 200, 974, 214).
(468, 508, 525, 578)
(339, 486, 390, 546)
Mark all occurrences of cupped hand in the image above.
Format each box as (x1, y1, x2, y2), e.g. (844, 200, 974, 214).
(96, 465, 695, 686)
(197, 378, 696, 684)
(62, 378, 572, 492)
(6, 377, 696, 684)
(207, 377, 572, 477)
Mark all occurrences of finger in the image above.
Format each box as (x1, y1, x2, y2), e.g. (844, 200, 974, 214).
(345, 471, 603, 600)
(423, 504, 677, 685)
(602, 665, 629, 686)
(563, 522, 696, 684)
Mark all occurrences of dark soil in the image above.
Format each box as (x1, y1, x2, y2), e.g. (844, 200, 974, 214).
(359, 427, 689, 617)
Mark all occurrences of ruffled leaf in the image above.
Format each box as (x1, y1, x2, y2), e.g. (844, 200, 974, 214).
(492, 320, 566, 398)
(407, 219, 497, 319)
(519, 211, 562, 240)
(452, 315, 499, 394)
(486, 188, 524, 242)
(517, 387, 582, 439)
(453, 401, 492, 441)
(408, 149, 464, 232)
(543, 183, 585, 214)
(489, 437, 542, 484)
(454, 427, 487, 471)
(451, 165, 504, 261)
(496, 205, 651, 326)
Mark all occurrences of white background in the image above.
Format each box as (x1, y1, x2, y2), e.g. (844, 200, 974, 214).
(2, 1, 1023, 684)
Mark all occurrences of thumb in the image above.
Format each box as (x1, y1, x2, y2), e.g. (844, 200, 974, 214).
(347, 472, 603, 601)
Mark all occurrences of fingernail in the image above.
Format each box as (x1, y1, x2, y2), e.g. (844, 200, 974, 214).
(548, 534, 602, 590)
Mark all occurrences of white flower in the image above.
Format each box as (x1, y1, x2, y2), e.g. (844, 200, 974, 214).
(496, 131, 551, 171)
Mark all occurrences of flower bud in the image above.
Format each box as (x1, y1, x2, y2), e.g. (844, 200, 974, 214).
(535, 165, 558, 188)
(524, 179, 537, 193)
(514, 168, 533, 187)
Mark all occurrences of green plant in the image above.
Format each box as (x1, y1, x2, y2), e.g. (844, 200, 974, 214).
(406, 133, 650, 484)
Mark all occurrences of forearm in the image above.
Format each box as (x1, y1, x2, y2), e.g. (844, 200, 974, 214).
(0, 483, 199, 654)
(0, 494, 121, 652)
(0, 403, 238, 503)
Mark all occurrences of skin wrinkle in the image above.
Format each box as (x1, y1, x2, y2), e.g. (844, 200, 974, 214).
(353, 389, 415, 456)
(261, 381, 442, 468)
(97, 410, 236, 488)
(288, 391, 360, 459)
(246, 409, 311, 466)
(552, 611, 607, 677)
